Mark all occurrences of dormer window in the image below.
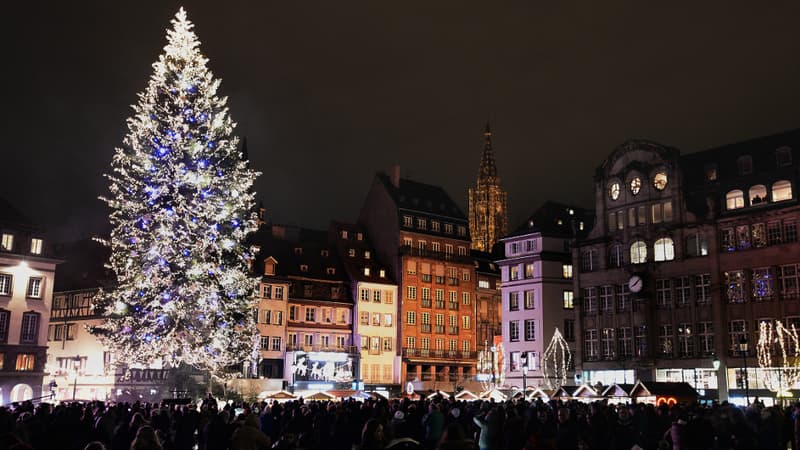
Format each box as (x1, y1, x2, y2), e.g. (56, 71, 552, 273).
(776, 147, 793, 167)
(431, 221, 440, 232)
(321, 249, 329, 257)
(264, 258, 277, 276)
(416, 218, 427, 229)
(364, 267, 371, 276)
(294, 247, 302, 255)
(1, 234, 12, 251)
(737, 155, 753, 175)
(457, 226, 467, 236)
(348, 248, 355, 257)
(300, 264, 308, 272)
(340, 230, 348, 239)
(403, 216, 413, 227)
(30, 238, 43, 255)
(364, 250, 371, 259)
(326, 267, 336, 275)
(379, 269, 386, 278)
(705, 163, 718, 182)
(357, 232, 363, 241)
(444, 223, 453, 234)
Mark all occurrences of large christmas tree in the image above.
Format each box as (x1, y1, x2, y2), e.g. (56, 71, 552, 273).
(96, 8, 260, 374)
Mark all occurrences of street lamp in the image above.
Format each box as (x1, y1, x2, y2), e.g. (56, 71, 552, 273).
(738, 335, 749, 406)
(490, 345, 497, 389)
(72, 356, 82, 401)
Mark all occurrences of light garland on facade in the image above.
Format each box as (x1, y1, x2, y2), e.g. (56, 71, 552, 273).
(542, 327, 572, 389)
(756, 320, 800, 394)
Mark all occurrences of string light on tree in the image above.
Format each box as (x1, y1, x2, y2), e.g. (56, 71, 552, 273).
(757, 320, 800, 396)
(542, 327, 572, 389)
(93, 8, 260, 375)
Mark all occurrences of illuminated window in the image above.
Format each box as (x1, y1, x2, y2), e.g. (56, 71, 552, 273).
(749, 185, 767, 205)
(562, 264, 573, 279)
(653, 171, 668, 190)
(416, 218, 426, 230)
(630, 177, 642, 195)
(608, 181, 620, 200)
(686, 233, 708, 257)
(630, 240, 648, 264)
(444, 223, 453, 234)
(271, 337, 281, 351)
(26, 278, 42, 298)
(563, 290, 574, 309)
(431, 221, 440, 232)
(654, 237, 675, 262)
(407, 286, 416, 299)
(363, 267, 370, 276)
(0, 234, 12, 251)
(357, 232, 363, 241)
(462, 315, 470, 329)
(30, 238, 43, 255)
(0, 274, 11, 296)
(478, 279, 490, 289)
(406, 311, 416, 324)
(15, 354, 34, 371)
(772, 180, 793, 202)
(462, 292, 471, 305)
(403, 216, 413, 227)
(705, 163, 718, 182)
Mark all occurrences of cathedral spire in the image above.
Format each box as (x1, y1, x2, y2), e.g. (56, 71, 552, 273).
(479, 122, 498, 180)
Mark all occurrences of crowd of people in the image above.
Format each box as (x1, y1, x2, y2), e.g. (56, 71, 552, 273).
(0, 393, 796, 450)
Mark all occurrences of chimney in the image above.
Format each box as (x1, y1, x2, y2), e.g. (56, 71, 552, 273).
(389, 165, 401, 188)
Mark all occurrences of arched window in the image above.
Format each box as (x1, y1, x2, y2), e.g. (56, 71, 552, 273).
(737, 155, 753, 175)
(630, 240, 647, 264)
(726, 190, 744, 210)
(654, 238, 675, 262)
(772, 180, 793, 202)
(749, 185, 767, 205)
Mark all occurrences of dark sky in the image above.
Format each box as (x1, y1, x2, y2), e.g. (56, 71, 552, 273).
(4, 1, 800, 242)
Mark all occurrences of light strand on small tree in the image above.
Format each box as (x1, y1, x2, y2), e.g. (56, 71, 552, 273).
(542, 327, 572, 390)
(757, 320, 800, 395)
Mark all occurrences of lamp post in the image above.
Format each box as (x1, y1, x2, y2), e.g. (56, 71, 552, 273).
(490, 345, 497, 389)
(72, 356, 82, 401)
(520, 353, 528, 393)
(739, 335, 749, 406)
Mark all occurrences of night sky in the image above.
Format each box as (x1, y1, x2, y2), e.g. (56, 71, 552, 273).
(4, 1, 800, 242)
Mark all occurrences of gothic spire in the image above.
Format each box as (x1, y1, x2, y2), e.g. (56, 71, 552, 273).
(479, 122, 498, 180)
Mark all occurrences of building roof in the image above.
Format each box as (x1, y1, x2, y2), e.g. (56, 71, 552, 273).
(471, 250, 500, 275)
(328, 221, 396, 285)
(376, 173, 467, 221)
(630, 381, 698, 399)
(505, 201, 594, 239)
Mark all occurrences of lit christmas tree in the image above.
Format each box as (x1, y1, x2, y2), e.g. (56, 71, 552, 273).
(542, 328, 572, 389)
(95, 8, 260, 375)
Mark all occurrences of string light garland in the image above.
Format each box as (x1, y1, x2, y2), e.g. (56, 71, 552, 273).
(93, 8, 260, 376)
(756, 320, 800, 394)
(542, 327, 572, 389)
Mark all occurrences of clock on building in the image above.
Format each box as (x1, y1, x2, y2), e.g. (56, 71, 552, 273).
(628, 275, 643, 293)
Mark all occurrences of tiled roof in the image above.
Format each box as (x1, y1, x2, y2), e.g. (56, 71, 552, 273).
(506, 201, 594, 239)
(377, 173, 467, 220)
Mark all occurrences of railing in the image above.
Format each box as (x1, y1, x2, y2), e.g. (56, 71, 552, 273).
(448, 302, 458, 311)
(434, 325, 445, 334)
(448, 278, 459, 286)
(435, 301, 445, 309)
(421, 274, 432, 282)
(421, 324, 432, 333)
(286, 344, 358, 354)
(422, 299, 432, 308)
(400, 245, 474, 265)
(435, 276, 445, 284)
(448, 326, 459, 335)
(402, 348, 478, 360)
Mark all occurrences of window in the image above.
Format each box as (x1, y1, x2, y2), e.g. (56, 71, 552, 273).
(16, 354, 34, 371)
(725, 270, 745, 303)
(752, 223, 767, 248)
(736, 225, 750, 250)
(462, 292, 471, 305)
(780, 264, 800, 297)
(462, 315, 470, 329)
(584, 329, 598, 360)
(372, 313, 381, 326)
(407, 286, 417, 299)
(737, 155, 753, 175)
(608, 244, 624, 267)
(584, 287, 597, 314)
(630, 240, 647, 264)
(509, 266, 520, 280)
(431, 221, 440, 232)
(598, 286, 612, 312)
(608, 181, 620, 200)
(656, 279, 672, 308)
(651, 201, 673, 223)
(20, 312, 39, 344)
(630, 177, 642, 195)
(457, 225, 467, 236)
(403, 216, 413, 227)
(362, 267, 370, 276)
(289, 305, 298, 321)
(616, 210, 625, 230)
(726, 190, 745, 210)
(383, 337, 392, 351)
(635, 326, 648, 358)
(274, 286, 284, 300)
(403, 237, 413, 247)
(675, 276, 691, 307)
(304, 334, 313, 346)
(274, 311, 283, 325)
(360, 311, 369, 325)
(638, 206, 646, 225)
(416, 218, 426, 229)
(773, 180, 793, 202)
(458, 246, 467, 256)
(653, 171, 668, 190)
(360, 289, 370, 302)
(262, 285, 272, 299)
(478, 279, 490, 289)
(749, 185, 767, 205)
(509, 321, 520, 341)
(0, 274, 11, 296)
(406, 336, 416, 348)
(0, 310, 8, 342)
(729, 320, 747, 354)
(721, 227, 735, 251)
(509, 292, 519, 311)
(373, 290, 381, 303)
(752, 267, 774, 301)
(617, 284, 631, 311)
(271, 337, 281, 351)
(776, 147, 793, 166)
(525, 263, 534, 278)
(562, 264, 573, 279)
(705, 163, 718, 182)
(30, 238, 43, 255)
(260, 336, 270, 350)
(262, 310, 272, 324)
(654, 237, 675, 262)
(524, 320, 536, 341)
(524, 290, 535, 309)
(287, 333, 298, 348)
(608, 211, 617, 232)
(659, 325, 674, 357)
(27, 277, 42, 298)
(696, 274, 711, 304)
(628, 208, 636, 228)
(581, 249, 599, 272)
(407, 311, 416, 325)
(686, 233, 708, 257)
(380, 269, 386, 278)
(305, 307, 316, 322)
(336, 335, 346, 349)
(563, 290, 574, 309)
(462, 340, 471, 352)
(384, 313, 393, 327)
(1, 234, 12, 251)
(698, 322, 713, 355)
(444, 223, 453, 234)
(564, 319, 575, 341)
(601, 328, 615, 359)
(677, 323, 693, 357)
